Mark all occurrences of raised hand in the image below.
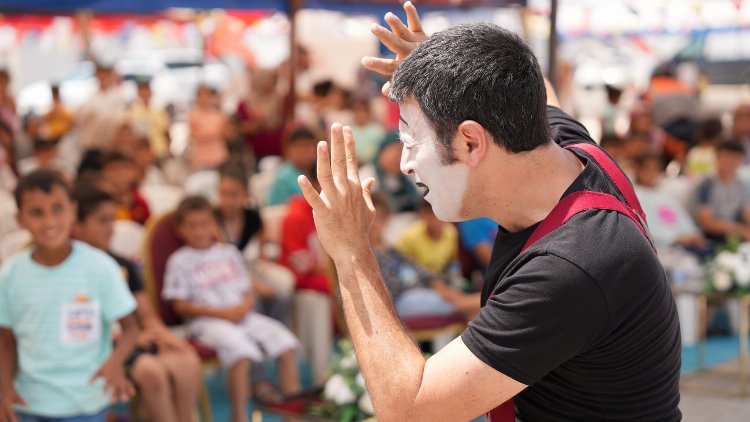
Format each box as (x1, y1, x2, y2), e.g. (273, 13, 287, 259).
(297, 124, 376, 263)
(362, 1, 427, 84)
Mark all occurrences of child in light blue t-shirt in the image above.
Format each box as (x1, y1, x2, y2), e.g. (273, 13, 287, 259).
(0, 170, 138, 422)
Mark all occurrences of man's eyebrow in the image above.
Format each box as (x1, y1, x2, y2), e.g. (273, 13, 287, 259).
(399, 115, 409, 127)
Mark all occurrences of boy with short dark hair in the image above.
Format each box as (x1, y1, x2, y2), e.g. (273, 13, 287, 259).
(72, 186, 202, 422)
(695, 139, 750, 241)
(0, 170, 138, 422)
(164, 196, 300, 422)
(266, 126, 318, 205)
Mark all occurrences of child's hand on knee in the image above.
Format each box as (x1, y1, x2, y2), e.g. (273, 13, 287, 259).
(91, 358, 136, 403)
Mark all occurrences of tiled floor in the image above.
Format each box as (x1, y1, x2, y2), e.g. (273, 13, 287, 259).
(681, 359, 750, 421)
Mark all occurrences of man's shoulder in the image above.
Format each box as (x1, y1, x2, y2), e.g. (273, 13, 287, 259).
(535, 209, 662, 283)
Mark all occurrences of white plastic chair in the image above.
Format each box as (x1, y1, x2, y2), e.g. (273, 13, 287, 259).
(110, 220, 145, 262)
(383, 212, 419, 247)
(0, 189, 18, 239)
(260, 204, 289, 245)
(140, 184, 184, 216)
(660, 176, 697, 212)
(185, 170, 220, 205)
(249, 171, 277, 208)
(0, 229, 31, 264)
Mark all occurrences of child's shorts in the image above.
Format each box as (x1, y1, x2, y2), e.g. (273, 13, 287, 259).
(190, 312, 299, 369)
(124, 342, 159, 376)
(16, 409, 107, 422)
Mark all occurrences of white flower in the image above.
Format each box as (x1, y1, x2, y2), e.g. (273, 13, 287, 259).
(355, 372, 366, 389)
(736, 265, 750, 287)
(340, 354, 358, 370)
(324, 374, 356, 405)
(714, 270, 733, 292)
(358, 391, 374, 415)
(716, 251, 740, 271)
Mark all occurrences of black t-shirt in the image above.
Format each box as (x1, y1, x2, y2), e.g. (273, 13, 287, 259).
(461, 106, 681, 421)
(220, 208, 263, 251)
(109, 252, 143, 294)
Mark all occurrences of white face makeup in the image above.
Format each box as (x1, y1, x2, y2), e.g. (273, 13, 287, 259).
(398, 101, 470, 222)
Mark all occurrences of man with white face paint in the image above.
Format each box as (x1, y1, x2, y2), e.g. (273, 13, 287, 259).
(399, 109, 470, 222)
(297, 2, 681, 421)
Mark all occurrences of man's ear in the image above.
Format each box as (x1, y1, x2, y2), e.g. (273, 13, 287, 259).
(455, 120, 489, 167)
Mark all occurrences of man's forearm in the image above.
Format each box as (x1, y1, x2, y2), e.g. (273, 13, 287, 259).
(335, 249, 426, 421)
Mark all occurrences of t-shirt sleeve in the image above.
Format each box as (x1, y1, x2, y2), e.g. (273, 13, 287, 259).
(461, 253, 611, 385)
(695, 178, 712, 206)
(162, 252, 192, 301)
(99, 256, 137, 323)
(125, 261, 144, 293)
(459, 219, 496, 250)
(112, 254, 144, 293)
(547, 105, 596, 147)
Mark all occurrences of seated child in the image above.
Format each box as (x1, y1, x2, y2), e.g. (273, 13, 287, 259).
(100, 151, 151, 225)
(17, 138, 75, 180)
(0, 170, 138, 422)
(163, 196, 300, 422)
(396, 200, 459, 275)
(216, 162, 294, 323)
(370, 194, 458, 319)
(73, 186, 202, 422)
(266, 126, 318, 206)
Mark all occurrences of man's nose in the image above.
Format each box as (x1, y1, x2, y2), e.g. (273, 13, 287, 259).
(400, 147, 414, 176)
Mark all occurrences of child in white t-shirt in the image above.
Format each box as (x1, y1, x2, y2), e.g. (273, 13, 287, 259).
(163, 196, 300, 422)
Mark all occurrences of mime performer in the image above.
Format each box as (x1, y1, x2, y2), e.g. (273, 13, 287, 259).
(297, 3, 681, 421)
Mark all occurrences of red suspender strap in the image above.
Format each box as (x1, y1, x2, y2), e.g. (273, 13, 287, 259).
(565, 142, 647, 223)
(487, 191, 652, 422)
(522, 190, 651, 252)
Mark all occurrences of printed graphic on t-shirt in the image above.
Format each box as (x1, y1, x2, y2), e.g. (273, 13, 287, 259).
(194, 259, 242, 289)
(61, 292, 101, 344)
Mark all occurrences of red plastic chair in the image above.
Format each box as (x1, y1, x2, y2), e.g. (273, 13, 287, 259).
(141, 211, 215, 421)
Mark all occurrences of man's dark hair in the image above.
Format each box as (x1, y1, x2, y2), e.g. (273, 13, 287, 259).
(14, 169, 72, 208)
(600, 134, 623, 150)
(218, 161, 248, 189)
(175, 195, 215, 225)
(33, 138, 58, 152)
(389, 23, 551, 160)
(717, 139, 745, 155)
(77, 149, 105, 178)
(633, 151, 663, 169)
(313, 80, 335, 97)
(72, 186, 115, 222)
(285, 126, 317, 147)
(101, 150, 134, 168)
(695, 117, 723, 142)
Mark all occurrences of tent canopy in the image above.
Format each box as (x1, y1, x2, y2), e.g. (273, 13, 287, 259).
(0, 0, 288, 14)
(0, 0, 525, 15)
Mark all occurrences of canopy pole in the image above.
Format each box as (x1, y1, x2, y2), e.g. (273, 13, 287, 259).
(547, 0, 558, 89)
(286, 0, 302, 123)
